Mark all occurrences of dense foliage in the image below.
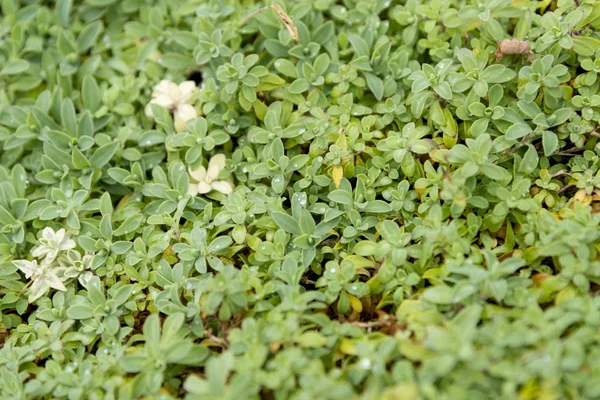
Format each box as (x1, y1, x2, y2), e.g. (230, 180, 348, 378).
(2, 0, 600, 398)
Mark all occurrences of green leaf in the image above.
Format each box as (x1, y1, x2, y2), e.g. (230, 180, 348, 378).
(480, 164, 511, 181)
(61, 98, 77, 136)
(542, 131, 558, 156)
(82, 76, 101, 113)
(271, 211, 301, 235)
(348, 34, 370, 58)
(159, 53, 195, 70)
(77, 21, 103, 52)
(288, 78, 310, 94)
(113, 214, 143, 236)
(572, 36, 600, 56)
(328, 190, 353, 205)
(506, 123, 533, 140)
(55, 0, 72, 26)
(362, 200, 392, 213)
(208, 236, 233, 253)
(0, 59, 29, 75)
(295, 331, 327, 348)
(90, 142, 119, 169)
(365, 73, 384, 100)
(67, 305, 94, 319)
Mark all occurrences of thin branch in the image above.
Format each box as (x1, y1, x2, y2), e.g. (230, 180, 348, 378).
(558, 184, 575, 194)
(240, 6, 270, 25)
(240, 5, 299, 42)
(204, 330, 229, 347)
(551, 170, 571, 178)
(349, 319, 395, 329)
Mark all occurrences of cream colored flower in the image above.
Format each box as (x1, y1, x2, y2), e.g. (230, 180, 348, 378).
(13, 259, 67, 302)
(188, 154, 234, 196)
(145, 80, 198, 132)
(32, 227, 76, 265)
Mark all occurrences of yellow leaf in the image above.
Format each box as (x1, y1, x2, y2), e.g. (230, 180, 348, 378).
(339, 338, 356, 355)
(332, 165, 343, 188)
(335, 133, 347, 150)
(573, 189, 592, 206)
(348, 294, 363, 313)
(556, 285, 577, 306)
(253, 100, 268, 121)
(116, 194, 131, 209)
(519, 380, 539, 400)
(343, 255, 375, 269)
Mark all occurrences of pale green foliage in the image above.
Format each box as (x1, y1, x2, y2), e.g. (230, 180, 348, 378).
(1, 0, 600, 399)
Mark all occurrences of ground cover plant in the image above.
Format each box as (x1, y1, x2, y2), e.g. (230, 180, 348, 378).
(1, 0, 600, 398)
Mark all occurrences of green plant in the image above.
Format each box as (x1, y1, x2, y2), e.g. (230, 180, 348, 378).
(2, 0, 600, 399)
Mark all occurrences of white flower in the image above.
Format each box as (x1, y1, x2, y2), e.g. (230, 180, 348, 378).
(13, 259, 67, 302)
(188, 154, 235, 196)
(145, 80, 198, 132)
(32, 227, 76, 265)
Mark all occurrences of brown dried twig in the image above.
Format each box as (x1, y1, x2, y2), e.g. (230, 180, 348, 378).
(240, 4, 299, 42)
(495, 38, 535, 63)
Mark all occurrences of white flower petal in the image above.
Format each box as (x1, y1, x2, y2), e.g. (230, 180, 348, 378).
(42, 227, 55, 241)
(62, 239, 76, 251)
(206, 154, 227, 183)
(13, 260, 37, 279)
(29, 280, 50, 302)
(151, 94, 175, 110)
(44, 250, 59, 263)
(211, 180, 234, 195)
(79, 272, 94, 289)
(153, 80, 179, 100)
(45, 272, 67, 292)
(167, 82, 182, 103)
(152, 80, 174, 97)
(189, 165, 207, 182)
(197, 181, 212, 194)
(32, 246, 49, 258)
(54, 229, 66, 245)
(178, 81, 197, 103)
(144, 102, 154, 117)
(174, 104, 198, 132)
(188, 182, 199, 196)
